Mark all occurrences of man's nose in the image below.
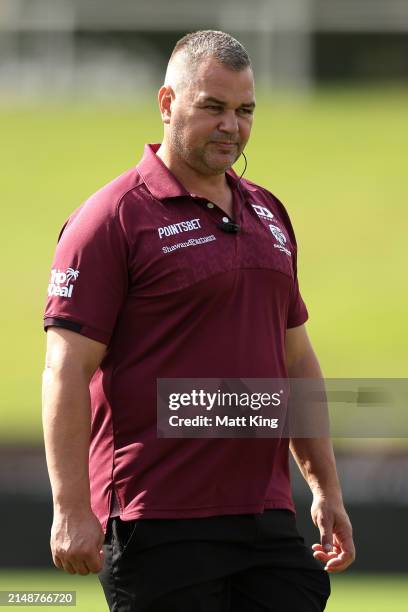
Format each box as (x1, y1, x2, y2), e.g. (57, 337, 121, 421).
(218, 110, 239, 135)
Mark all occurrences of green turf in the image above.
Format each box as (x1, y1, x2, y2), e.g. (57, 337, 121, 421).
(0, 570, 406, 611)
(1, 87, 407, 441)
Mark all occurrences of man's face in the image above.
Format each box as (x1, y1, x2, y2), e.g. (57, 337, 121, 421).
(167, 58, 255, 176)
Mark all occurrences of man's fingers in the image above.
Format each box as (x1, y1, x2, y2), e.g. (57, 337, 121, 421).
(53, 555, 63, 570)
(75, 562, 90, 576)
(335, 533, 355, 556)
(312, 540, 343, 568)
(325, 550, 354, 573)
(314, 538, 355, 572)
(53, 546, 104, 575)
(86, 550, 104, 574)
(313, 549, 338, 558)
(60, 560, 76, 575)
(316, 518, 333, 552)
(312, 543, 334, 551)
(313, 550, 338, 564)
(74, 548, 105, 574)
(313, 530, 355, 574)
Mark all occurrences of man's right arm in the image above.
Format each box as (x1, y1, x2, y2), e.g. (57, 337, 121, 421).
(42, 327, 107, 575)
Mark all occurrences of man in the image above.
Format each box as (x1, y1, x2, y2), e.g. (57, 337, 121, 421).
(42, 30, 354, 611)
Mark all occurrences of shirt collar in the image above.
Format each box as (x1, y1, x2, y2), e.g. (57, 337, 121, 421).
(136, 143, 256, 202)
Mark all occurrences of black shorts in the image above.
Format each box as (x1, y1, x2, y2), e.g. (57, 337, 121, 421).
(98, 510, 330, 612)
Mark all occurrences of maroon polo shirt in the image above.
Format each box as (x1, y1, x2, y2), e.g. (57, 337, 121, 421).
(44, 143, 308, 531)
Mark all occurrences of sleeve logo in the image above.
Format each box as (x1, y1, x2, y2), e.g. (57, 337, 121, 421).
(48, 267, 80, 298)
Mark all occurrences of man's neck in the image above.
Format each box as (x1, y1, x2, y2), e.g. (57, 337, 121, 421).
(156, 143, 230, 201)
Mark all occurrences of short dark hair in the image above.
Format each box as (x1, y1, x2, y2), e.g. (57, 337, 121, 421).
(170, 30, 251, 71)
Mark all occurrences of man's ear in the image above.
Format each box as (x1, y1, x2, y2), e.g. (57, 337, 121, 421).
(158, 86, 175, 124)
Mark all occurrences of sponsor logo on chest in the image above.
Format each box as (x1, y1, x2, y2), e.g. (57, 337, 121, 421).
(251, 204, 274, 220)
(269, 225, 292, 257)
(250, 203, 292, 257)
(48, 267, 80, 298)
(157, 217, 216, 254)
(158, 218, 202, 239)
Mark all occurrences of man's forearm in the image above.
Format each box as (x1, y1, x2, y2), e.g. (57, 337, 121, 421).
(290, 437, 343, 501)
(42, 364, 92, 510)
(287, 342, 342, 500)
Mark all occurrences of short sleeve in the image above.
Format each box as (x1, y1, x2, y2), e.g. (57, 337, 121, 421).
(44, 197, 129, 344)
(287, 272, 309, 328)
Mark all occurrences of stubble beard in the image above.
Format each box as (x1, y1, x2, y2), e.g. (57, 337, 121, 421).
(170, 122, 242, 177)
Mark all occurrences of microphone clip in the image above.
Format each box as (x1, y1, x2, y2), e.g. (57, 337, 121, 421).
(218, 221, 240, 234)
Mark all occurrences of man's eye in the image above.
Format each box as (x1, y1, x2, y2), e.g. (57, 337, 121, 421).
(239, 108, 254, 115)
(206, 105, 222, 111)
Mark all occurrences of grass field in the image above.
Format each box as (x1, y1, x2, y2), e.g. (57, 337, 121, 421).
(1, 87, 408, 441)
(0, 570, 407, 611)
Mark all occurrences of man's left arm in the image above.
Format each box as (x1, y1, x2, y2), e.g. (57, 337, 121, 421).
(285, 324, 356, 573)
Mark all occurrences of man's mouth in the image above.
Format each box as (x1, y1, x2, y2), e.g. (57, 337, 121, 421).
(210, 141, 238, 149)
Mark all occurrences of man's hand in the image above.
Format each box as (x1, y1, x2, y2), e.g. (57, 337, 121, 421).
(51, 508, 105, 575)
(311, 495, 355, 573)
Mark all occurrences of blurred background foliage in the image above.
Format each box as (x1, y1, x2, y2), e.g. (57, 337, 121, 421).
(2, 0, 407, 442)
(1, 88, 407, 440)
